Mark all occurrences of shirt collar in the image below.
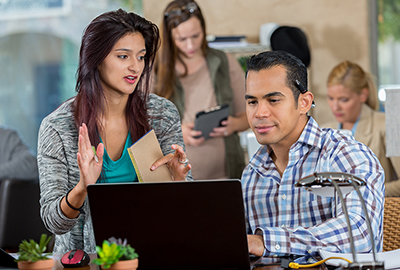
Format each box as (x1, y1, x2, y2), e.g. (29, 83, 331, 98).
(248, 117, 323, 173)
(295, 116, 323, 150)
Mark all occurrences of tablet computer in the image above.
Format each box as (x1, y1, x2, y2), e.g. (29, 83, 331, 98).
(193, 104, 229, 139)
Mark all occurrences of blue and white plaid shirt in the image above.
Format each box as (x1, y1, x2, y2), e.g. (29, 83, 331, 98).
(242, 117, 384, 257)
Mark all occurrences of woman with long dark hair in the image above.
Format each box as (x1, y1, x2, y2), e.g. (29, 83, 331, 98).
(37, 9, 192, 254)
(153, 0, 249, 180)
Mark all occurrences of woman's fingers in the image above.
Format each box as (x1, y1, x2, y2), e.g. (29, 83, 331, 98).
(182, 163, 191, 175)
(81, 123, 93, 154)
(150, 153, 173, 171)
(77, 124, 104, 186)
(150, 144, 190, 181)
(95, 143, 104, 163)
(171, 144, 185, 157)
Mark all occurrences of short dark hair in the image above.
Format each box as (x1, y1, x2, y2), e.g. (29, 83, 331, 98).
(245, 50, 308, 104)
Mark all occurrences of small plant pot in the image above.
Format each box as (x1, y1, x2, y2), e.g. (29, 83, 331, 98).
(17, 259, 54, 270)
(104, 259, 138, 270)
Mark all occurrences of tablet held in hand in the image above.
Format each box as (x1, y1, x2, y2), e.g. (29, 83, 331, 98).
(193, 104, 230, 140)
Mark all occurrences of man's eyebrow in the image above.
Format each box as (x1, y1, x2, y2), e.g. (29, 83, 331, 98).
(245, 94, 255, 100)
(264, 92, 284, 98)
(245, 92, 284, 100)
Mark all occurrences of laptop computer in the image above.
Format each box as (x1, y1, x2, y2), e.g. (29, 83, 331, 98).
(0, 248, 17, 269)
(87, 180, 252, 270)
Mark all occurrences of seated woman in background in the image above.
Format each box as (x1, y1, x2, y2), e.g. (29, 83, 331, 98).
(37, 9, 192, 255)
(152, 0, 249, 180)
(324, 60, 400, 196)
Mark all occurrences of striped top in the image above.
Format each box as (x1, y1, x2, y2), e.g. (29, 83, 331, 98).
(242, 117, 384, 256)
(37, 93, 191, 254)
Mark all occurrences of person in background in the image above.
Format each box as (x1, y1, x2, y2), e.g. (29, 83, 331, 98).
(153, 0, 249, 180)
(0, 125, 38, 181)
(324, 60, 400, 197)
(37, 9, 192, 255)
(243, 51, 384, 257)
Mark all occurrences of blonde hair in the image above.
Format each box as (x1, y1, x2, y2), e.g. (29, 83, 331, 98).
(327, 60, 378, 110)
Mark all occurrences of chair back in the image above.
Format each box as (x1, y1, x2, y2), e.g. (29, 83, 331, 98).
(0, 179, 50, 251)
(383, 197, 400, 251)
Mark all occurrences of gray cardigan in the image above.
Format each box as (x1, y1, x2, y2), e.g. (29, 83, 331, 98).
(0, 126, 38, 181)
(37, 94, 191, 254)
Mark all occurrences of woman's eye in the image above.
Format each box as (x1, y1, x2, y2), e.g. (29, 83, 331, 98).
(138, 56, 145, 61)
(118, 55, 128, 59)
(270, 99, 280, 103)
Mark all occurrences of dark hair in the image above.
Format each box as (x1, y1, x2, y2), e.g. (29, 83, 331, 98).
(73, 9, 160, 146)
(154, 0, 208, 100)
(246, 50, 308, 104)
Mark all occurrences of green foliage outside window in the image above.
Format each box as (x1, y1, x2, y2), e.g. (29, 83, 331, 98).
(378, 0, 400, 42)
(111, 0, 143, 13)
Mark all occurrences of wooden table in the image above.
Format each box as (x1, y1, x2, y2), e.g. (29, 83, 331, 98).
(52, 253, 97, 270)
(51, 254, 327, 270)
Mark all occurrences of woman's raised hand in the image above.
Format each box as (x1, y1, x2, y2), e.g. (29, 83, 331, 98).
(76, 123, 104, 189)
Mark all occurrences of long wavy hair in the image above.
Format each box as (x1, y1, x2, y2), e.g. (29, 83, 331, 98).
(154, 0, 208, 100)
(72, 9, 160, 146)
(327, 60, 378, 110)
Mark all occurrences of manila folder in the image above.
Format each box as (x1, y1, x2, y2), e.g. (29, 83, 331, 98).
(127, 129, 173, 182)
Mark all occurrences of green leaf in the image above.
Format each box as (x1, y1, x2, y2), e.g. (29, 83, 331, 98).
(15, 234, 52, 262)
(92, 238, 134, 268)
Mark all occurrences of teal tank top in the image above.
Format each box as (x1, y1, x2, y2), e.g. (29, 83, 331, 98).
(101, 133, 138, 183)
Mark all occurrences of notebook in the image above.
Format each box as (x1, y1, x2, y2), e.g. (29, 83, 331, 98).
(87, 180, 252, 270)
(127, 129, 173, 183)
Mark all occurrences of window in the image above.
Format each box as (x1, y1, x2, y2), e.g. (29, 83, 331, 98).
(377, 0, 400, 108)
(0, 33, 78, 150)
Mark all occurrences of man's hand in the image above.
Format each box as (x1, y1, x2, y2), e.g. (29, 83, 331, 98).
(247, 234, 264, 257)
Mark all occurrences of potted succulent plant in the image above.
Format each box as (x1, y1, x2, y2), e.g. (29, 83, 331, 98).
(15, 234, 53, 270)
(92, 237, 139, 270)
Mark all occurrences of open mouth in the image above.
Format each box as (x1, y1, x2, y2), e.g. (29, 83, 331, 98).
(124, 76, 137, 84)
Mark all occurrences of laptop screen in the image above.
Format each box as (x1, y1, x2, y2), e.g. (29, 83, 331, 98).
(87, 180, 251, 270)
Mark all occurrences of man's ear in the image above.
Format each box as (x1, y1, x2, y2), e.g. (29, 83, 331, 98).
(299, 92, 314, 114)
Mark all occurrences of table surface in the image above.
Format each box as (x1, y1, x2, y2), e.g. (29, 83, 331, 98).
(52, 254, 327, 270)
(1, 254, 327, 270)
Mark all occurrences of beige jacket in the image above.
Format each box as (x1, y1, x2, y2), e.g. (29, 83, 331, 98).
(324, 103, 400, 197)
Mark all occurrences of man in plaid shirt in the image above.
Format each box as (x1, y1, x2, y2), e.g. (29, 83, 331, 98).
(243, 51, 384, 257)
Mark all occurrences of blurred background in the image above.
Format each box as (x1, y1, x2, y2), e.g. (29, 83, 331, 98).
(0, 0, 399, 151)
